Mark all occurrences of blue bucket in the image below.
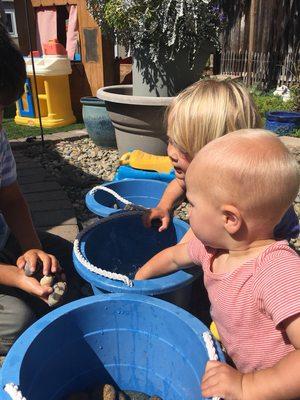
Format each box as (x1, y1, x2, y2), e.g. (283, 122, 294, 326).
(265, 111, 300, 135)
(86, 179, 168, 218)
(73, 212, 200, 310)
(0, 294, 224, 400)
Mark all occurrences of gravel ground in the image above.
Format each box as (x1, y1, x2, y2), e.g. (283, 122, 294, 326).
(21, 137, 300, 250)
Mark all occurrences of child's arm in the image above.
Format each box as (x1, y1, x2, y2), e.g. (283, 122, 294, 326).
(0, 181, 60, 274)
(135, 242, 193, 280)
(0, 263, 53, 302)
(143, 179, 186, 232)
(201, 315, 300, 400)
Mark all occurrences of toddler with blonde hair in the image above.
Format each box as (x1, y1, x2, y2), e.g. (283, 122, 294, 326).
(145, 79, 299, 241)
(136, 129, 300, 400)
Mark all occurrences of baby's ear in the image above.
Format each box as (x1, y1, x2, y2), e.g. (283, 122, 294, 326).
(221, 205, 242, 235)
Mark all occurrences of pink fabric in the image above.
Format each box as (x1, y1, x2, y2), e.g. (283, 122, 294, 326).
(66, 5, 78, 60)
(188, 239, 300, 373)
(36, 7, 57, 55)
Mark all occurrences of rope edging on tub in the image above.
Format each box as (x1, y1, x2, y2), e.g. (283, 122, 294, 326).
(202, 331, 221, 400)
(89, 185, 148, 212)
(4, 383, 26, 400)
(73, 219, 133, 287)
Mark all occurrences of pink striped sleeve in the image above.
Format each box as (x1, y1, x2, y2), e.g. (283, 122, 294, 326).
(253, 247, 300, 327)
(187, 238, 207, 265)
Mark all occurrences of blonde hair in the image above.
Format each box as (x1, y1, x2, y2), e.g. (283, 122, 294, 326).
(167, 79, 262, 158)
(192, 129, 300, 225)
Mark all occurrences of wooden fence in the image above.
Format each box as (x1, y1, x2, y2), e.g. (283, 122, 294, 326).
(220, 50, 299, 88)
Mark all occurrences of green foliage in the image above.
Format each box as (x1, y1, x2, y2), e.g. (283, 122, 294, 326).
(86, 0, 225, 66)
(252, 88, 300, 137)
(253, 93, 296, 119)
(3, 118, 84, 140)
(290, 128, 300, 138)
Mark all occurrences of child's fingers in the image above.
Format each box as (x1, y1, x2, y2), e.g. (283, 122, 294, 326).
(205, 360, 221, 372)
(49, 255, 60, 274)
(23, 253, 39, 274)
(16, 256, 26, 269)
(202, 361, 222, 384)
(142, 212, 152, 228)
(38, 253, 51, 275)
(158, 216, 170, 232)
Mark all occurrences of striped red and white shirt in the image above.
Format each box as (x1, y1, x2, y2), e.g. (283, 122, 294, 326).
(188, 239, 300, 373)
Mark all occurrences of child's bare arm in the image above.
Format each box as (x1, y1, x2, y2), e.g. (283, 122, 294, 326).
(143, 179, 186, 232)
(135, 242, 193, 280)
(202, 315, 300, 400)
(0, 182, 60, 275)
(0, 263, 53, 302)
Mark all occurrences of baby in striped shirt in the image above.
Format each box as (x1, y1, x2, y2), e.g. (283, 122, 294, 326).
(135, 129, 300, 400)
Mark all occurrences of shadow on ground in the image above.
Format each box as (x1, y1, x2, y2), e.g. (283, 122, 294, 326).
(16, 137, 119, 230)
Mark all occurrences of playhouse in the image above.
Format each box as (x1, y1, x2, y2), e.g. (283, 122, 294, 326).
(14, 0, 116, 119)
(15, 40, 76, 128)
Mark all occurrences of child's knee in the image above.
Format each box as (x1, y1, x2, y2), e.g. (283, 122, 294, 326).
(0, 295, 36, 355)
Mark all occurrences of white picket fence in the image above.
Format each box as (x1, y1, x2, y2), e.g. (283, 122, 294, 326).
(220, 50, 299, 88)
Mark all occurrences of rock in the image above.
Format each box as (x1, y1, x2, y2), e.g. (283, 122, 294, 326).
(91, 384, 117, 400)
(48, 281, 67, 307)
(40, 275, 54, 286)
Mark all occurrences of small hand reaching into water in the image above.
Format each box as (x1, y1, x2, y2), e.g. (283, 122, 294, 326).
(142, 207, 171, 232)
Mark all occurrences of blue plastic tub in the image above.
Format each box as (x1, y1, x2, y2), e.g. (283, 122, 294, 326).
(0, 294, 224, 400)
(86, 179, 168, 218)
(265, 111, 300, 135)
(73, 211, 200, 310)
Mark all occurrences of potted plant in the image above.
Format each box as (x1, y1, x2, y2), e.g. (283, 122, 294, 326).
(86, 0, 225, 154)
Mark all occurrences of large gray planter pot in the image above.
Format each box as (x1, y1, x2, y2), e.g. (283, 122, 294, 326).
(132, 44, 211, 96)
(80, 96, 117, 148)
(97, 85, 173, 156)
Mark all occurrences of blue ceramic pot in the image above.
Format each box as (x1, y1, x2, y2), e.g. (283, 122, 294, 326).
(265, 111, 300, 136)
(80, 96, 117, 148)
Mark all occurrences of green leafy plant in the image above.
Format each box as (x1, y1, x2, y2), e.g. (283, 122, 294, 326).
(86, 0, 225, 66)
(253, 93, 295, 119)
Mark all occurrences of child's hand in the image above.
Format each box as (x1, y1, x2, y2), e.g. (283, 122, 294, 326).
(16, 249, 60, 276)
(201, 361, 244, 400)
(16, 268, 53, 303)
(142, 207, 171, 232)
(134, 268, 145, 280)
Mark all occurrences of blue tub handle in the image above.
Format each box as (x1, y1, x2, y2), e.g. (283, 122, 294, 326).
(3, 383, 26, 400)
(203, 331, 221, 400)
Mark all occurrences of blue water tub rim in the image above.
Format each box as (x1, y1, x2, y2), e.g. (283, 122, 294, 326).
(73, 212, 199, 296)
(80, 96, 106, 106)
(85, 179, 168, 218)
(0, 294, 224, 391)
(265, 110, 300, 122)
